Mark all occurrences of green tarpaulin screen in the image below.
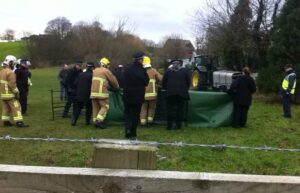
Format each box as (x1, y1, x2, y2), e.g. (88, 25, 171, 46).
(106, 90, 233, 128)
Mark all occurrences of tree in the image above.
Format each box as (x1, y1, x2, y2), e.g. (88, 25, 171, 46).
(45, 17, 72, 39)
(3, 29, 15, 41)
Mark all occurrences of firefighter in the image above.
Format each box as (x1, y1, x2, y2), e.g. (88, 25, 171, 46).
(0, 55, 28, 127)
(140, 56, 163, 127)
(123, 52, 149, 139)
(90, 58, 119, 129)
(72, 62, 95, 126)
(281, 64, 296, 118)
(62, 61, 83, 118)
(162, 60, 190, 130)
(15, 59, 30, 115)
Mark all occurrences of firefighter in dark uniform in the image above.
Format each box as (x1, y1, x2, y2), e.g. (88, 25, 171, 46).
(62, 61, 83, 118)
(71, 62, 95, 126)
(15, 59, 29, 115)
(123, 52, 149, 139)
(228, 67, 256, 128)
(162, 60, 191, 130)
(281, 64, 296, 118)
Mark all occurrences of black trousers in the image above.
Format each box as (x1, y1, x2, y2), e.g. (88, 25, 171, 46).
(63, 92, 76, 116)
(166, 96, 185, 129)
(73, 100, 92, 124)
(232, 104, 250, 128)
(19, 91, 28, 114)
(124, 103, 142, 138)
(282, 93, 292, 117)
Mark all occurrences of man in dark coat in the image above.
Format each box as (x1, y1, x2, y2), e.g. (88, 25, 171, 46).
(58, 64, 69, 101)
(71, 62, 95, 126)
(62, 61, 83, 118)
(280, 64, 297, 118)
(113, 65, 125, 89)
(228, 67, 256, 128)
(15, 59, 30, 114)
(123, 52, 149, 139)
(162, 60, 191, 130)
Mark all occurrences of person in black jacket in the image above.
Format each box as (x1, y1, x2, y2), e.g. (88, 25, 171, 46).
(162, 60, 191, 130)
(228, 67, 256, 128)
(71, 62, 95, 126)
(58, 64, 69, 101)
(123, 52, 149, 139)
(62, 61, 83, 118)
(113, 65, 125, 89)
(15, 60, 30, 115)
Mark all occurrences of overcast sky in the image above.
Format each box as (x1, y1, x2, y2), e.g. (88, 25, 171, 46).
(0, 0, 207, 43)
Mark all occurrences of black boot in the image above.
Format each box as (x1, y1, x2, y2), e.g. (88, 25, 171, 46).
(16, 121, 29, 128)
(71, 118, 77, 126)
(3, 121, 13, 127)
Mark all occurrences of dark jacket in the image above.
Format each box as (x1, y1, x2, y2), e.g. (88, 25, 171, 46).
(65, 67, 82, 93)
(228, 75, 256, 106)
(15, 67, 29, 93)
(162, 67, 191, 100)
(123, 62, 149, 104)
(58, 69, 68, 85)
(76, 69, 93, 102)
(113, 67, 125, 89)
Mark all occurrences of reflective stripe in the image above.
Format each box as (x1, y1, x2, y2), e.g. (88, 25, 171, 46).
(106, 104, 110, 109)
(1, 94, 14, 99)
(1, 116, 10, 121)
(145, 79, 157, 98)
(91, 77, 108, 98)
(96, 114, 105, 121)
(14, 101, 19, 107)
(140, 119, 146, 125)
(0, 80, 8, 84)
(282, 73, 297, 94)
(13, 117, 23, 121)
(147, 117, 154, 122)
(91, 93, 109, 98)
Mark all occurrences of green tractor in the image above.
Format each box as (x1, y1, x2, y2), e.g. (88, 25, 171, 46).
(188, 55, 219, 90)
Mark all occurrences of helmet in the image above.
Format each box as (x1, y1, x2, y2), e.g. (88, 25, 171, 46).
(143, 56, 151, 68)
(2, 55, 17, 66)
(100, 58, 110, 67)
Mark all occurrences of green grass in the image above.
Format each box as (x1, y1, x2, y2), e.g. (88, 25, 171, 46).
(0, 41, 25, 61)
(0, 67, 299, 175)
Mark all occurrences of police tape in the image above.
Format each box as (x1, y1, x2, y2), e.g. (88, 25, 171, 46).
(0, 135, 300, 153)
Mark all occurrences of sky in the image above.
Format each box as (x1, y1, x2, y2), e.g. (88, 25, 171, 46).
(0, 0, 207, 43)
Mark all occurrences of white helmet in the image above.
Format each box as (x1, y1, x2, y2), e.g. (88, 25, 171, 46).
(2, 55, 17, 66)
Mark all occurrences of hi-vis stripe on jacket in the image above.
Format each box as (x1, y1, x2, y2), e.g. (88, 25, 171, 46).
(145, 68, 163, 100)
(282, 72, 297, 94)
(90, 67, 119, 99)
(0, 67, 19, 100)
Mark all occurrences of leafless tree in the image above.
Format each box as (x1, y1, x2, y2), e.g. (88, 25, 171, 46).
(3, 29, 15, 41)
(45, 17, 72, 39)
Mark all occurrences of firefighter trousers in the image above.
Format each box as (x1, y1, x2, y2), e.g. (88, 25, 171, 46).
(92, 98, 109, 122)
(1, 99, 23, 122)
(140, 100, 156, 125)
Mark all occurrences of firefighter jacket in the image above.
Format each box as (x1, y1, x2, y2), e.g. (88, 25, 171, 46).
(145, 68, 163, 100)
(0, 67, 19, 100)
(90, 67, 119, 99)
(282, 69, 296, 94)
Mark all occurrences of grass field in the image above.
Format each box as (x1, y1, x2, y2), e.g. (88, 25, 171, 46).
(0, 67, 299, 176)
(0, 41, 25, 61)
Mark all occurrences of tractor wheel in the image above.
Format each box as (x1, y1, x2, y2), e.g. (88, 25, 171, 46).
(191, 70, 200, 90)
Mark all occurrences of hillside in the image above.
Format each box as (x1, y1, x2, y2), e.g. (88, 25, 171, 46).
(0, 41, 25, 61)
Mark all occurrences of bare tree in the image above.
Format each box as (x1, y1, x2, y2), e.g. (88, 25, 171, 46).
(3, 29, 15, 41)
(45, 17, 72, 39)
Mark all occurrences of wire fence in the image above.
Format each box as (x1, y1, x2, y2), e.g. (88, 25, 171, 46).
(0, 135, 299, 153)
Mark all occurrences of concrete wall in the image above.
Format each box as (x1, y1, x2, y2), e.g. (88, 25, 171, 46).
(0, 164, 299, 193)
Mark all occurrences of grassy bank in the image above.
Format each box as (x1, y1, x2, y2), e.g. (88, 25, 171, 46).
(0, 67, 299, 175)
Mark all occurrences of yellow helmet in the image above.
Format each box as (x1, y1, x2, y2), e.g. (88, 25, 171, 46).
(143, 56, 151, 68)
(100, 57, 110, 67)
